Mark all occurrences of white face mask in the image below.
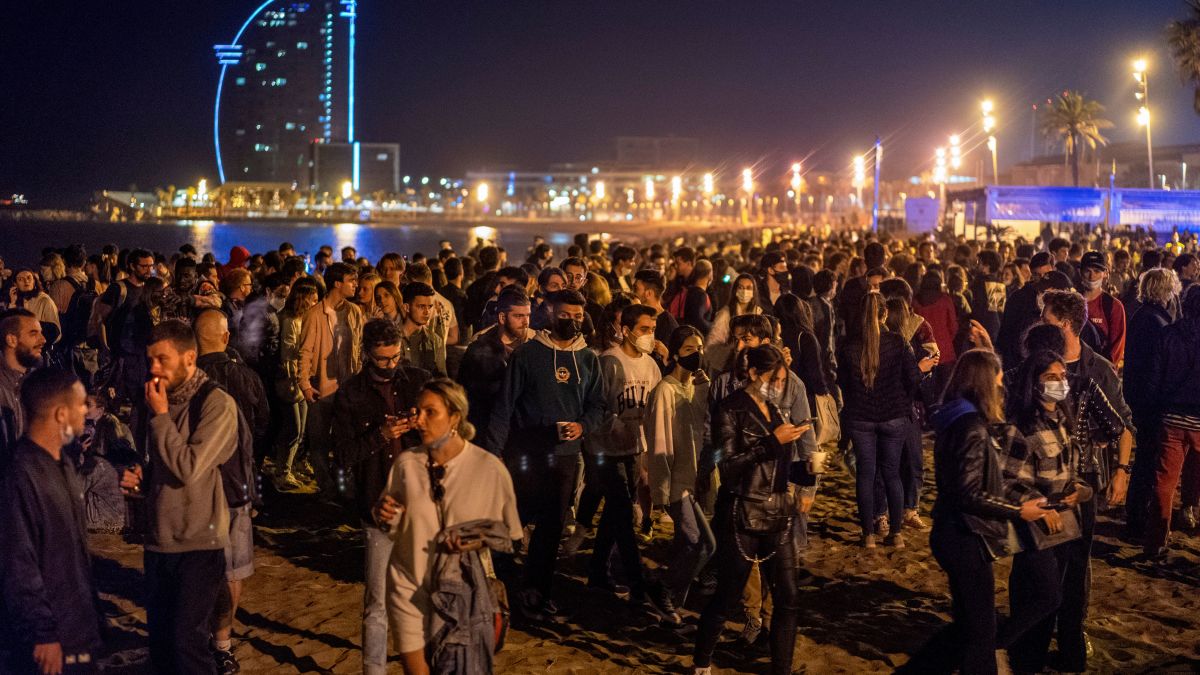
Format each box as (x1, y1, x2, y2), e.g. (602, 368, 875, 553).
(758, 381, 783, 404)
(633, 333, 655, 355)
(1082, 279, 1102, 291)
(269, 296, 287, 311)
(736, 289, 755, 305)
(1040, 380, 1070, 403)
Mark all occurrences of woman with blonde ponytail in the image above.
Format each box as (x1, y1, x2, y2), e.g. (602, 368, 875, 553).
(838, 292, 937, 548)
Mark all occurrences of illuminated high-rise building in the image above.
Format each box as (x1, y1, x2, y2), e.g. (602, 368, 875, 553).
(214, 1, 360, 187)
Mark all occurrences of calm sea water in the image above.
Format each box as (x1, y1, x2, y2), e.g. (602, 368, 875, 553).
(0, 218, 663, 268)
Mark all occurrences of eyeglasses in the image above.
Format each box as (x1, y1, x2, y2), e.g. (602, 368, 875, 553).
(426, 456, 446, 503)
(371, 352, 403, 366)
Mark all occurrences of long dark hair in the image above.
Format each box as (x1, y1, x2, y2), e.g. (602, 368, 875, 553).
(736, 344, 787, 386)
(723, 273, 760, 315)
(859, 291, 887, 389)
(944, 349, 1004, 423)
(1007, 348, 1073, 432)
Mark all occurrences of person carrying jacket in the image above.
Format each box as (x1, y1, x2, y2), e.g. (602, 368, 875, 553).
(331, 319, 430, 675)
(485, 289, 604, 623)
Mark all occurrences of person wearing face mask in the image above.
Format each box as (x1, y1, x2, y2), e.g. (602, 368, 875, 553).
(646, 326, 716, 610)
(1001, 349, 1122, 673)
(757, 251, 791, 309)
(707, 273, 763, 349)
(374, 379, 522, 674)
(1077, 252, 1126, 367)
(330, 319, 430, 675)
(693, 345, 812, 675)
(486, 289, 604, 623)
(1, 368, 102, 675)
(581, 305, 677, 620)
(141, 320, 239, 674)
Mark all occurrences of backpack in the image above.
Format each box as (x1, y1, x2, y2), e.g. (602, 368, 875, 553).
(187, 380, 262, 508)
(61, 277, 97, 347)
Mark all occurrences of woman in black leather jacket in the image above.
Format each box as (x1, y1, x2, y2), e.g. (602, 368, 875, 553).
(903, 349, 1051, 675)
(692, 345, 812, 675)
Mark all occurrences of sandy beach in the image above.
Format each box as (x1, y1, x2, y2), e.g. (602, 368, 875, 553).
(88, 446, 1200, 674)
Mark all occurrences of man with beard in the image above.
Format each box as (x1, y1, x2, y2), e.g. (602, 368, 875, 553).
(142, 320, 239, 674)
(0, 310, 46, 469)
(159, 257, 200, 324)
(458, 287, 531, 445)
(331, 319, 429, 675)
(486, 289, 604, 623)
(90, 248, 155, 413)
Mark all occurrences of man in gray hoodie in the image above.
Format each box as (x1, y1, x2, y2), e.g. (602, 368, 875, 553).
(143, 320, 238, 674)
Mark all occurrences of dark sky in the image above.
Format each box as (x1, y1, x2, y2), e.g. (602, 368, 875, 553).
(2, 0, 1197, 205)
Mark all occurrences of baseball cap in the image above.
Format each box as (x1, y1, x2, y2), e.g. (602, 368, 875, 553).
(1080, 251, 1107, 271)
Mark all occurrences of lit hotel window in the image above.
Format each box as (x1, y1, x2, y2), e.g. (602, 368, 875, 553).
(377, 154, 389, 161)
(285, 122, 296, 130)
(255, 62, 266, 71)
(236, 77, 246, 86)
(297, 41, 309, 49)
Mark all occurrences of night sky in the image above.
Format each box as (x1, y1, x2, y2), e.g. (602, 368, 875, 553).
(2, 0, 1196, 205)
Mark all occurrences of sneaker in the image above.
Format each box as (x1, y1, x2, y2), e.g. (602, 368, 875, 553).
(273, 472, 302, 492)
(514, 588, 561, 623)
(902, 509, 928, 531)
(1182, 506, 1199, 531)
(562, 526, 589, 556)
(873, 515, 890, 537)
(588, 577, 631, 595)
(861, 533, 877, 549)
(213, 647, 239, 675)
(644, 582, 682, 626)
(885, 533, 906, 549)
(737, 616, 763, 646)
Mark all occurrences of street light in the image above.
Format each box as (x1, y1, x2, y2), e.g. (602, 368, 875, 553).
(741, 168, 754, 194)
(702, 172, 715, 196)
(949, 135, 962, 170)
(1134, 58, 1155, 188)
(671, 175, 682, 204)
(934, 147, 948, 206)
(790, 162, 802, 218)
(594, 180, 606, 201)
(476, 182, 489, 203)
(982, 99, 998, 183)
(341, 180, 353, 201)
(644, 177, 655, 202)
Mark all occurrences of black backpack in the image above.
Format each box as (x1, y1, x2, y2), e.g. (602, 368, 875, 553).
(187, 380, 262, 508)
(60, 277, 97, 347)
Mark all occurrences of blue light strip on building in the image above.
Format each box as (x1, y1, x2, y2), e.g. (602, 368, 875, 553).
(353, 141, 361, 191)
(213, 0, 277, 185)
(340, 1, 357, 144)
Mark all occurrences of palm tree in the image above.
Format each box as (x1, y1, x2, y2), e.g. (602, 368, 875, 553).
(1168, 0, 1200, 114)
(1039, 91, 1113, 187)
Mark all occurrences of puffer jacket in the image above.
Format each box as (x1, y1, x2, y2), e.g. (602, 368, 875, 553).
(713, 390, 792, 502)
(930, 399, 1027, 558)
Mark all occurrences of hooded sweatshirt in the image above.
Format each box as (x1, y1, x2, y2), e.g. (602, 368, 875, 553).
(485, 330, 604, 457)
(645, 374, 705, 506)
(585, 346, 661, 457)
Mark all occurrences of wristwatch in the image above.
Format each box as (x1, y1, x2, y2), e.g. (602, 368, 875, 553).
(1116, 463, 1133, 474)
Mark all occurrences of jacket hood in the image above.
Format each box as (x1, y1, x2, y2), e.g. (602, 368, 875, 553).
(931, 398, 978, 433)
(533, 329, 589, 352)
(224, 246, 252, 273)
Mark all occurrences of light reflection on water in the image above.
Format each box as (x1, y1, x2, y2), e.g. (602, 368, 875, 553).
(3, 219, 617, 267)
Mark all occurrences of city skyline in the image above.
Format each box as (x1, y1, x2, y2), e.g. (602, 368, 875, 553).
(2, 0, 1196, 205)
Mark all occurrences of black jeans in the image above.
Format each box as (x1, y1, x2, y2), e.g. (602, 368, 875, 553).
(145, 548, 226, 674)
(507, 452, 580, 598)
(1053, 476, 1098, 672)
(589, 454, 644, 591)
(1006, 545, 1067, 672)
(575, 450, 604, 530)
(1126, 409, 1160, 532)
(694, 492, 799, 675)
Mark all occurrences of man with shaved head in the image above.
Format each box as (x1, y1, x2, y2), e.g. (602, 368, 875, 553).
(194, 309, 268, 674)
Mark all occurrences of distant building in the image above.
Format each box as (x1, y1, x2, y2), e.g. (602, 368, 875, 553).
(614, 136, 700, 169)
(1010, 142, 1200, 190)
(311, 142, 400, 194)
(213, 1, 398, 192)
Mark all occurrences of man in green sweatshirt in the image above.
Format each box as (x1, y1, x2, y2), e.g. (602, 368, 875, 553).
(143, 320, 238, 674)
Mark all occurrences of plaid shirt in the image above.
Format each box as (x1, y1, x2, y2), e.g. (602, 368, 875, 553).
(997, 410, 1075, 502)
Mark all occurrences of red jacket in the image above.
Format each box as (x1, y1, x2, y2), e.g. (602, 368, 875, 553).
(914, 293, 959, 364)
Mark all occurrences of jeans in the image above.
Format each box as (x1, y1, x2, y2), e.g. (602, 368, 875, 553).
(274, 398, 308, 474)
(304, 395, 337, 493)
(664, 494, 716, 606)
(846, 417, 908, 535)
(507, 452, 581, 598)
(1005, 546, 1067, 672)
(1146, 423, 1200, 551)
(873, 414, 924, 518)
(362, 522, 394, 675)
(694, 492, 799, 675)
(574, 450, 604, 530)
(145, 549, 226, 675)
(589, 455, 644, 590)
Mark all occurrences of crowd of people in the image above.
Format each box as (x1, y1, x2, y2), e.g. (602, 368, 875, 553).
(0, 225, 1198, 674)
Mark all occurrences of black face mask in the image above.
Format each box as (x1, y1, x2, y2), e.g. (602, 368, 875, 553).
(369, 363, 397, 380)
(676, 351, 702, 372)
(552, 317, 582, 341)
(772, 269, 791, 288)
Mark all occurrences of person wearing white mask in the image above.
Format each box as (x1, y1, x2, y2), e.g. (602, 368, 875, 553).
(582, 304, 679, 623)
(1078, 251, 1126, 367)
(707, 273, 763, 348)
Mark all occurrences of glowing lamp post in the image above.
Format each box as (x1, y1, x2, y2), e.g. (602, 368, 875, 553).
(1134, 59, 1154, 189)
(982, 100, 998, 184)
(341, 180, 353, 203)
(853, 155, 865, 208)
